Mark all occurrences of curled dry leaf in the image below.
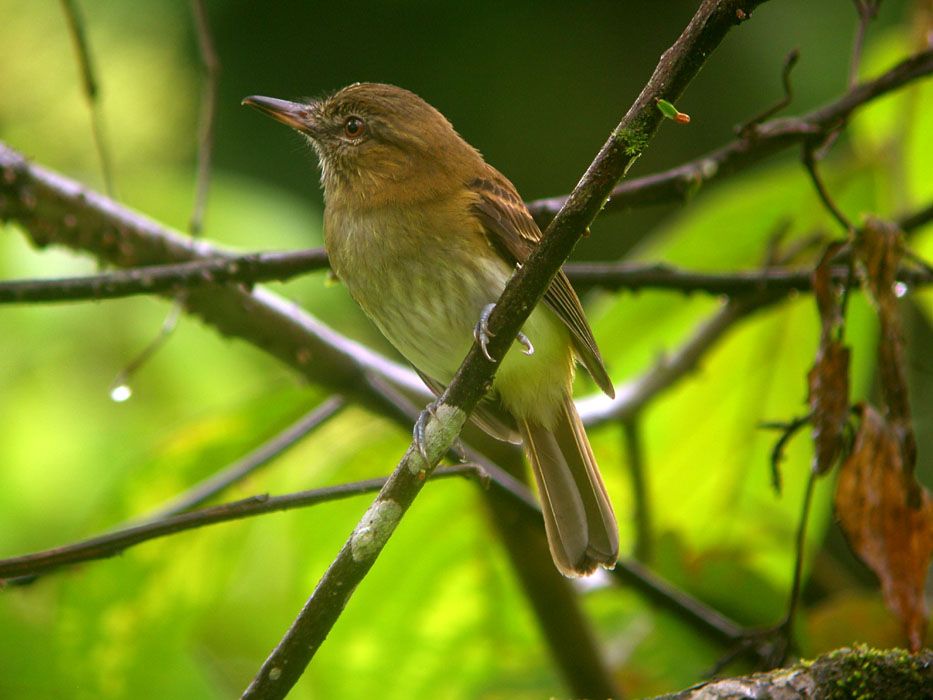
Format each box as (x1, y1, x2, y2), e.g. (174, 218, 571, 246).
(808, 340, 850, 474)
(807, 242, 849, 474)
(835, 404, 933, 652)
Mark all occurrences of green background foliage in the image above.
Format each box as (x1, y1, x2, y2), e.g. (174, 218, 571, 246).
(1, 1, 931, 697)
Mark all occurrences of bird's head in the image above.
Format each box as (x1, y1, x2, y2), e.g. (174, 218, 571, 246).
(243, 83, 482, 205)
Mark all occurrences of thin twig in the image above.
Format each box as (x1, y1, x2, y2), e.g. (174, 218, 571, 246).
(850, 0, 882, 88)
(189, 0, 220, 236)
(801, 149, 860, 335)
(108, 302, 182, 401)
(0, 464, 489, 582)
(118, 0, 222, 407)
(802, 146, 855, 235)
(144, 396, 347, 520)
(622, 417, 652, 562)
(761, 414, 811, 493)
(611, 558, 746, 644)
(567, 259, 932, 296)
(784, 470, 818, 634)
(708, 467, 821, 673)
(736, 48, 800, 135)
(59, 0, 115, 197)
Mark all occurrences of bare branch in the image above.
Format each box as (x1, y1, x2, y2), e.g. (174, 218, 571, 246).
(611, 558, 746, 644)
(567, 258, 932, 296)
(802, 145, 855, 235)
(7, 246, 933, 307)
(0, 250, 329, 305)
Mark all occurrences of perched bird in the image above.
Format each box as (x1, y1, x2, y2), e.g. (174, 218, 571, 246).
(243, 83, 618, 577)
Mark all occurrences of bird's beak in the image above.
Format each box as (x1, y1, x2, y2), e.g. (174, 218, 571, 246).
(242, 95, 320, 137)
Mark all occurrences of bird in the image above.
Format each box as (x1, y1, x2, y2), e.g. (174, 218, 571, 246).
(243, 83, 618, 577)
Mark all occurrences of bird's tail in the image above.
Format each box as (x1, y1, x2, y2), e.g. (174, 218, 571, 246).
(519, 393, 619, 577)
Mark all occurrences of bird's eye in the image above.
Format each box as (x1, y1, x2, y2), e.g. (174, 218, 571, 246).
(343, 116, 366, 139)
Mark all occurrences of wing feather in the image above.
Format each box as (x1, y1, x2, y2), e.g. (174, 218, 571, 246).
(467, 171, 614, 398)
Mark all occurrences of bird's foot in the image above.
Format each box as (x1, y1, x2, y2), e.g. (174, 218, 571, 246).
(413, 401, 439, 463)
(473, 303, 534, 362)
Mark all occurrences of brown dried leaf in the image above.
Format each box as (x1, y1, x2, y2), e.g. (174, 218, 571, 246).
(808, 340, 850, 474)
(808, 242, 850, 474)
(856, 217, 902, 306)
(835, 404, 933, 652)
(812, 241, 846, 338)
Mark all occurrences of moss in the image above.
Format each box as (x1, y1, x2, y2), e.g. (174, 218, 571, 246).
(614, 126, 649, 157)
(809, 645, 932, 699)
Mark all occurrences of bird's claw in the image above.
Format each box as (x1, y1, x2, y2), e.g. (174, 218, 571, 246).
(474, 303, 497, 362)
(413, 401, 438, 463)
(517, 331, 534, 356)
(473, 302, 535, 361)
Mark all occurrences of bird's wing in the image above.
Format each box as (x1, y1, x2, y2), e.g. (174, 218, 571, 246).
(467, 170, 614, 398)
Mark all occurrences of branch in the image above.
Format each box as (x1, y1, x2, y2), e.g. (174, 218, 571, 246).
(567, 258, 933, 296)
(527, 47, 933, 219)
(241, 2, 770, 697)
(6, 248, 933, 305)
(2, 139, 929, 443)
(653, 647, 933, 700)
(0, 250, 329, 304)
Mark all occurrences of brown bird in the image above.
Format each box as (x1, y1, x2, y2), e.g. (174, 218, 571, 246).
(244, 83, 618, 577)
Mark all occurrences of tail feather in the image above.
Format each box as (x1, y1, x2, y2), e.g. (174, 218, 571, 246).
(519, 393, 619, 577)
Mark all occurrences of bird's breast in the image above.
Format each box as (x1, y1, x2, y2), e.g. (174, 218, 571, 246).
(324, 202, 511, 383)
